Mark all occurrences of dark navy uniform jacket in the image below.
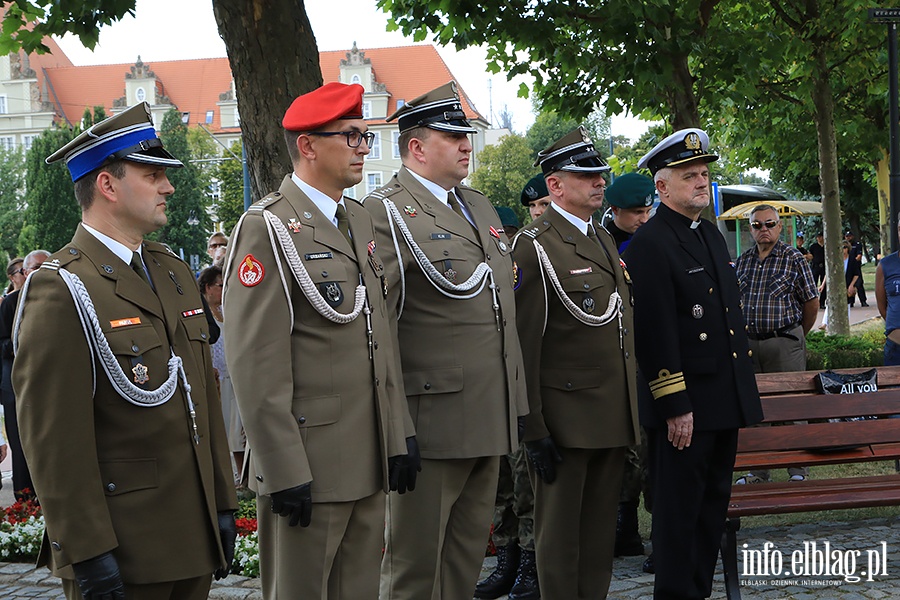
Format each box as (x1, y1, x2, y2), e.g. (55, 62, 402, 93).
(624, 202, 763, 431)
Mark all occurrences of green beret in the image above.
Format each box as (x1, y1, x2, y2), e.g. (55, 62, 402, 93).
(520, 173, 548, 207)
(494, 206, 521, 229)
(606, 173, 655, 209)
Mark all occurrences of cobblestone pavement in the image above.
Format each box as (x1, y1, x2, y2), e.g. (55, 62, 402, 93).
(1, 515, 898, 599)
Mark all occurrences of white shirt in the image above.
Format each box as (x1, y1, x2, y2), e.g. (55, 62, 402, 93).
(407, 169, 475, 224)
(291, 172, 346, 228)
(82, 222, 146, 269)
(549, 202, 592, 237)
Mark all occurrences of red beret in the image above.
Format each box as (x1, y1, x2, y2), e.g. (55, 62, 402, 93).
(282, 82, 365, 131)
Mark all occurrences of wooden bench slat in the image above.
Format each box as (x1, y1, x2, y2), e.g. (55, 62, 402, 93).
(757, 393, 900, 422)
(754, 365, 900, 394)
(736, 419, 900, 453)
(733, 446, 880, 470)
(727, 475, 900, 517)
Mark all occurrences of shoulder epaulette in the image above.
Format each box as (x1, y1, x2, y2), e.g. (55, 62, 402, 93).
(143, 240, 181, 259)
(51, 246, 80, 267)
(249, 191, 283, 213)
(362, 185, 402, 205)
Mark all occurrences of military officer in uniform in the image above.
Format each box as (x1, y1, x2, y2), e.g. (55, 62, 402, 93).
(223, 83, 413, 600)
(512, 127, 640, 599)
(520, 173, 551, 223)
(603, 172, 655, 254)
(625, 129, 763, 600)
(13, 102, 238, 600)
(363, 81, 527, 600)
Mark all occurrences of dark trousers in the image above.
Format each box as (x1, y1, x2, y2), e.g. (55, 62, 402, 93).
(648, 427, 739, 600)
(812, 264, 826, 307)
(1, 397, 33, 498)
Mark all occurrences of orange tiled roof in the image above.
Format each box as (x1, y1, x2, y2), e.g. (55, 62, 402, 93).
(40, 44, 486, 132)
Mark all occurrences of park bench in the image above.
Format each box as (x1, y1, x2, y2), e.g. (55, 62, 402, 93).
(720, 365, 900, 599)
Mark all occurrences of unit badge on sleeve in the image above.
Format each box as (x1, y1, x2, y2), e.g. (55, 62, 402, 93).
(238, 254, 265, 287)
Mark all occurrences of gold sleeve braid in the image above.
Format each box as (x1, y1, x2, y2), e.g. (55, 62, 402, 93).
(649, 369, 686, 399)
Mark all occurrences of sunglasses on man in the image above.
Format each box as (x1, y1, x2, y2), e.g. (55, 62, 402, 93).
(750, 220, 779, 230)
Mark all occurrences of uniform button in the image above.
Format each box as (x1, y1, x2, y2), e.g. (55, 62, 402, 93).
(131, 344, 139, 352)
(51, 541, 62, 551)
(201, 332, 207, 340)
(321, 271, 329, 278)
(566, 235, 573, 241)
(503, 319, 507, 326)
(583, 283, 590, 289)
(745, 325, 749, 331)
(256, 474, 264, 482)
(424, 383, 431, 390)
(298, 416, 307, 424)
(565, 382, 573, 389)
(699, 333, 708, 341)
(748, 350, 753, 357)
(69, 248, 77, 255)
(374, 341, 379, 350)
(443, 250, 450, 256)
(623, 329, 629, 336)
(375, 378, 380, 387)
(106, 483, 116, 493)
(732, 352, 738, 359)
(625, 351, 630, 359)
(725, 307, 730, 313)
(708, 287, 713, 294)
(729, 329, 734, 335)
(486, 254, 492, 260)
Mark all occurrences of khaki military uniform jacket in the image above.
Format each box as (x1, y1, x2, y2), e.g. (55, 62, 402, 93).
(512, 207, 639, 447)
(364, 166, 527, 459)
(223, 176, 407, 502)
(13, 225, 237, 583)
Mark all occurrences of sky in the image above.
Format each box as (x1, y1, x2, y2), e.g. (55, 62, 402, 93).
(54, 0, 651, 141)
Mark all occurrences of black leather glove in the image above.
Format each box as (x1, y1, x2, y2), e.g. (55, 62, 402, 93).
(525, 436, 563, 484)
(214, 511, 237, 580)
(271, 482, 313, 527)
(388, 436, 422, 494)
(517, 416, 526, 445)
(72, 551, 125, 600)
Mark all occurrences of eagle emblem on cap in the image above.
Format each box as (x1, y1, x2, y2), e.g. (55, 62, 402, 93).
(524, 185, 538, 200)
(685, 132, 702, 150)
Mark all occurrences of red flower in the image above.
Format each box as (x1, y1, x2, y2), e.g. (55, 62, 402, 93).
(235, 517, 258, 536)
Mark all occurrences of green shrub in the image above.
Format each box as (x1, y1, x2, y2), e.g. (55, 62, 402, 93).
(806, 330, 884, 369)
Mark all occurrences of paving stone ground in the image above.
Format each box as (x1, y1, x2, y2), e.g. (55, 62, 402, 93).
(0, 515, 898, 599)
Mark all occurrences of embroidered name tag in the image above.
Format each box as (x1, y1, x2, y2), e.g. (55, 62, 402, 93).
(110, 317, 141, 328)
(305, 252, 333, 261)
(687, 266, 705, 274)
(569, 267, 593, 275)
(182, 308, 205, 317)
(431, 233, 451, 240)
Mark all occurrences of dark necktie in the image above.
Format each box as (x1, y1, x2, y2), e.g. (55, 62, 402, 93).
(447, 192, 477, 236)
(335, 204, 352, 246)
(131, 251, 153, 288)
(587, 224, 599, 242)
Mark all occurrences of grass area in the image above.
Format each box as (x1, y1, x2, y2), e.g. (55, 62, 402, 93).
(635, 460, 900, 538)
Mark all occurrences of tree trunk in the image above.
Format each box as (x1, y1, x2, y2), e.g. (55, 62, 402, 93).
(877, 149, 890, 259)
(212, 0, 323, 202)
(811, 48, 849, 335)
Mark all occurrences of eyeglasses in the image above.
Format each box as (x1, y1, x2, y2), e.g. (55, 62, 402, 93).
(306, 130, 376, 148)
(9, 268, 25, 276)
(750, 220, 780, 230)
(208, 242, 227, 249)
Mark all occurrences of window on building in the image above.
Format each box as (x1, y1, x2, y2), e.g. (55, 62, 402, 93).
(344, 186, 357, 200)
(395, 99, 405, 110)
(0, 137, 14, 151)
(369, 131, 381, 160)
(392, 131, 401, 158)
(366, 172, 383, 194)
(235, 106, 240, 126)
(135, 87, 146, 103)
(0, 95, 7, 114)
(181, 112, 190, 124)
(22, 135, 36, 150)
(206, 110, 214, 124)
(362, 101, 372, 119)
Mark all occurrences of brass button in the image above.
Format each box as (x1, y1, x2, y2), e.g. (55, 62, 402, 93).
(708, 287, 713, 294)
(748, 350, 753, 357)
(725, 307, 730, 313)
(729, 329, 734, 335)
(699, 333, 708, 341)
(732, 352, 738, 359)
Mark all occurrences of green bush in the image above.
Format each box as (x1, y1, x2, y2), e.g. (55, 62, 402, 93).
(806, 330, 884, 369)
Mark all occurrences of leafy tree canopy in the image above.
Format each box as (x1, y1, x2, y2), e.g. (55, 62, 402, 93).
(0, 1, 136, 54)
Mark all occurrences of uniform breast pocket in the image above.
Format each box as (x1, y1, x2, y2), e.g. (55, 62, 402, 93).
(99, 458, 158, 496)
(417, 238, 469, 276)
(105, 324, 164, 389)
(182, 315, 211, 384)
(299, 259, 353, 326)
(560, 271, 608, 314)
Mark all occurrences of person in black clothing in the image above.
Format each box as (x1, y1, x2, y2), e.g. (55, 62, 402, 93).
(809, 233, 826, 308)
(603, 173, 655, 254)
(0, 249, 49, 501)
(845, 231, 868, 306)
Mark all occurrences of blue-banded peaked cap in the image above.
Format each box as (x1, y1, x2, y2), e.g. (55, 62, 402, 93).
(46, 102, 184, 182)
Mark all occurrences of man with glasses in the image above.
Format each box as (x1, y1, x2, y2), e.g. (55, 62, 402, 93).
(224, 82, 413, 600)
(207, 232, 228, 267)
(625, 128, 763, 600)
(364, 81, 527, 600)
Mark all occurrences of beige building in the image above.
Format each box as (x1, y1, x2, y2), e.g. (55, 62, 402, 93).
(0, 42, 492, 200)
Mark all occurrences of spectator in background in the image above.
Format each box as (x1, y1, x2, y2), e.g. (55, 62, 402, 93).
(877, 216, 900, 366)
(809, 233, 826, 308)
(845, 230, 868, 307)
(603, 172, 655, 254)
(820, 241, 859, 329)
(734, 206, 817, 484)
(520, 173, 551, 223)
(0, 249, 50, 501)
(796, 233, 812, 261)
(494, 206, 521, 240)
(4, 258, 24, 296)
(200, 265, 244, 484)
(208, 232, 228, 265)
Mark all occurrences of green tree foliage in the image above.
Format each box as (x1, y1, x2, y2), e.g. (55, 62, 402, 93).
(23, 127, 81, 254)
(470, 134, 534, 224)
(156, 109, 212, 266)
(0, 146, 26, 264)
(0, 1, 136, 54)
(214, 141, 246, 236)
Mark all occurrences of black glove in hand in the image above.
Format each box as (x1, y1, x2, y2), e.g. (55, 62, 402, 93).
(72, 551, 125, 600)
(388, 436, 422, 494)
(525, 436, 563, 484)
(271, 482, 313, 527)
(214, 511, 237, 580)
(517, 416, 526, 445)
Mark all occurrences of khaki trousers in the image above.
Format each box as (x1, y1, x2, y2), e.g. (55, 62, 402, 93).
(380, 456, 499, 600)
(258, 490, 385, 600)
(63, 574, 210, 600)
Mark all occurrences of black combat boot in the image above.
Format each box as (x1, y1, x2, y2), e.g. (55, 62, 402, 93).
(614, 500, 644, 556)
(508, 548, 540, 599)
(474, 542, 520, 599)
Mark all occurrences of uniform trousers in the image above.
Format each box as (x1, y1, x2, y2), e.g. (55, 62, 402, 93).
(380, 455, 499, 600)
(63, 574, 210, 600)
(529, 445, 625, 600)
(258, 490, 384, 600)
(648, 427, 738, 600)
